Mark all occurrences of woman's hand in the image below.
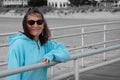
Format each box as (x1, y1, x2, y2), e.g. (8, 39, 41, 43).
(41, 58, 50, 64)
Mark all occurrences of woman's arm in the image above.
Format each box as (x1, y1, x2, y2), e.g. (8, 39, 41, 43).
(42, 40, 70, 62)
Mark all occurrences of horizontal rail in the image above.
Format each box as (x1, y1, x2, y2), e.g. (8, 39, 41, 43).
(0, 44, 8, 47)
(1, 38, 120, 51)
(1, 28, 120, 47)
(0, 28, 119, 41)
(0, 32, 18, 36)
(50, 21, 120, 30)
(0, 62, 7, 66)
(69, 39, 120, 51)
(52, 28, 120, 39)
(0, 44, 120, 78)
(0, 21, 120, 37)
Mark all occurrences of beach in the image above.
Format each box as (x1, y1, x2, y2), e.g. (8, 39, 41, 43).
(0, 11, 120, 33)
(0, 11, 120, 19)
(45, 12, 120, 19)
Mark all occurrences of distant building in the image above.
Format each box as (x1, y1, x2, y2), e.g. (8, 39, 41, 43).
(2, 0, 69, 8)
(117, 0, 120, 6)
(94, 0, 120, 7)
(113, 0, 120, 7)
(2, 0, 28, 7)
(47, 0, 69, 8)
(1, 0, 120, 7)
(95, 0, 101, 3)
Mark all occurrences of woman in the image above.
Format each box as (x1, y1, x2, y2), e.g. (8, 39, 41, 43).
(7, 7, 70, 80)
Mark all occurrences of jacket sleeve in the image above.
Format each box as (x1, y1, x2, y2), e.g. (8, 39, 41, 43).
(42, 40, 70, 62)
(6, 46, 23, 80)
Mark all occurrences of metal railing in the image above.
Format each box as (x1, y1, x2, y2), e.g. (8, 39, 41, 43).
(0, 44, 120, 80)
(0, 21, 120, 80)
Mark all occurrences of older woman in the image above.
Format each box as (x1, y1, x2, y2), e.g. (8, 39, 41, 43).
(7, 7, 70, 80)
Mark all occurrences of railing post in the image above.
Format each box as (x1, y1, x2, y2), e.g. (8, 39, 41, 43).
(74, 58, 79, 80)
(103, 25, 107, 61)
(50, 30, 54, 76)
(81, 27, 85, 67)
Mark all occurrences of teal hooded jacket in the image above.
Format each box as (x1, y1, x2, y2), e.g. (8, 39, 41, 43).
(7, 32, 70, 80)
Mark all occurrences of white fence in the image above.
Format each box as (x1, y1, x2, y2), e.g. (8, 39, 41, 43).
(0, 21, 120, 80)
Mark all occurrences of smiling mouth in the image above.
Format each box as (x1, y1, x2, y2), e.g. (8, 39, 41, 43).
(32, 28, 41, 30)
(33, 29, 40, 30)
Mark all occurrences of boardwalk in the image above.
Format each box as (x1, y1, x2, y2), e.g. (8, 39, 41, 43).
(61, 60, 120, 80)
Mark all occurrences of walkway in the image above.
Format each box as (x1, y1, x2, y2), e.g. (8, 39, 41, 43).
(62, 60, 120, 80)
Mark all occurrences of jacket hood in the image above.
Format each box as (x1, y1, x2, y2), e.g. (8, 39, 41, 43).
(8, 32, 30, 45)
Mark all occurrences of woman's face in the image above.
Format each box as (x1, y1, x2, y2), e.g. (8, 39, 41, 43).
(27, 13, 44, 38)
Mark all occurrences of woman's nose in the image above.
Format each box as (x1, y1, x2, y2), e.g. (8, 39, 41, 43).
(33, 22, 39, 27)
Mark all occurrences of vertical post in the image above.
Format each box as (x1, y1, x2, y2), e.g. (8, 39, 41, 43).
(50, 30, 54, 76)
(103, 25, 107, 61)
(50, 67, 54, 76)
(81, 27, 85, 67)
(74, 58, 79, 80)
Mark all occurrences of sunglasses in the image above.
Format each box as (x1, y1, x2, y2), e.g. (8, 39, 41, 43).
(27, 20, 44, 25)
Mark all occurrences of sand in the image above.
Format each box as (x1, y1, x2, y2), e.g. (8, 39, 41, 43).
(0, 11, 120, 19)
(45, 12, 120, 19)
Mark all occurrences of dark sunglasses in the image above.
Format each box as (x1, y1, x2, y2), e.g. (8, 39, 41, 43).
(27, 20, 44, 25)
